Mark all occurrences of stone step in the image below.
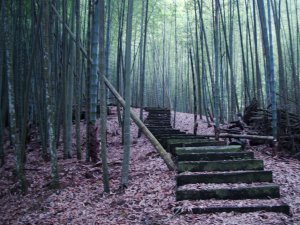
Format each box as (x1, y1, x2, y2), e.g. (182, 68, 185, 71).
(145, 121, 171, 126)
(175, 145, 241, 155)
(145, 123, 171, 127)
(151, 130, 186, 136)
(146, 125, 172, 129)
(146, 117, 171, 121)
(177, 152, 253, 161)
(147, 110, 171, 113)
(147, 114, 171, 117)
(167, 140, 227, 153)
(158, 135, 210, 146)
(157, 134, 203, 139)
(176, 170, 273, 186)
(178, 159, 264, 172)
(176, 184, 280, 200)
(148, 128, 178, 132)
(145, 118, 170, 121)
(174, 203, 290, 215)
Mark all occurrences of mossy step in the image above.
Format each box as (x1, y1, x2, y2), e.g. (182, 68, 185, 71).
(148, 128, 178, 131)
(168, 140, 227, 153)
(151, 130, 186, 135)
(177, 152, 252, 161)
(146, 118, 170, 122)
(147, 110, 171, 113)
(157, 134, 203, 139)
(167, 138, 224, 145)
(147, 117, 171, 120)
(158, 135, 207, 145)
(145, 122, 171, 126)
(146, 125, 172, 129)
(175, 145, 241, 155)
(174, 204, 290, 215)
(147, 114, 171, 117)
(176, 171, 273, 186)
(176, 184, 280, 200)
(178, 159, 264, 172)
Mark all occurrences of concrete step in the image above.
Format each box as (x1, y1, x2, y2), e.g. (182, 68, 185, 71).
(175, 145, 241, 155)
(176, 170, 273, 186)
(178, 159, 264, 172)
(167, 140, 227, 153)
(151, 130, 186, 136)
(176, 184, 280, 200)
(177, 152, 253, 161)
(158, 135, 210, 146)
(174, 203, 290, 215)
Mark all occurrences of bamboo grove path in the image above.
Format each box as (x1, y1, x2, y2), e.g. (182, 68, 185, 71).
(144, 107, 290, 215)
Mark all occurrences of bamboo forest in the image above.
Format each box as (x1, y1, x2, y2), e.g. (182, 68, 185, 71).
(1, 0, 300, 224)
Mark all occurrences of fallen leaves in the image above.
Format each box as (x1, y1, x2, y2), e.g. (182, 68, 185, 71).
(0, 108, 300, 224)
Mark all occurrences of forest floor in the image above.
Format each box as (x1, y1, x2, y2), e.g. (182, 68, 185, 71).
(1, 107, 300, 225)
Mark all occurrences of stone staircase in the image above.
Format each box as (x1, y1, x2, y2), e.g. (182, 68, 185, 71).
(144, 107, 290, 215)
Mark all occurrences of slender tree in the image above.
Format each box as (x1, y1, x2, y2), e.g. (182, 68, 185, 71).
(98, 0, 110, 193)
(214, 0, 220, 130)
(189, 49, 198, 135)
(75, 0, 82, 160)
(121, 0, 134, 188)
(173, 0, 178, 127)
(138, 0, 149, 138)
(4, 0, 26, 192)
(194, 0, 202, 119)
(0, 0, 5, 166)
(257, 0, 277, 138)
(89, 0, 101, 163)
(285, 0, 300, 112)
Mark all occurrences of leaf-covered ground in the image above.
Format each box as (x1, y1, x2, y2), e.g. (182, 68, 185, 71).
(1, 108, 300, 224)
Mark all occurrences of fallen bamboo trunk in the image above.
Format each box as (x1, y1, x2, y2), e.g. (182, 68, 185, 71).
(104, 76, 177, 171)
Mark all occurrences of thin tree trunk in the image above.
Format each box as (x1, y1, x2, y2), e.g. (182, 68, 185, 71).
(44, 0, 59, 188)
(4, 0, 27, 192)
(0, 0, 5, 166)
(189, 49, 198, 135)
(257, 0, 277, 138)
(194, 0, 202, 119)
(86, 0, 92, 162)
(138, 0, 145, 136)
(214, 0, 220, 129)
(121, 0, 134, 188)
(285, 0, 300, 112)
(105, 0, 112, 103)
(173, 0, 178, 128)
(138, 0, 149, 138)
(99, 0, 110, 193)
(89, 0, 100, 163)
(62, 0, 71, 159)
(75, 0, 82, 160)
(236, 0, 250, 106)
(252, 0, 264, 106)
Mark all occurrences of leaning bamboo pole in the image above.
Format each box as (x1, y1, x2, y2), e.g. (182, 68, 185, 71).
(104, 76, 177, 171)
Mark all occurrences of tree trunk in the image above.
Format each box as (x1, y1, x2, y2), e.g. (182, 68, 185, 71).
(138, 0, 148, 138)
(99, 0, 110, 193)
(4, 0, 27, 192)
(89, 0, 101, 163)
(75, 0, 82, 160)
(121, 0, 134, 188)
